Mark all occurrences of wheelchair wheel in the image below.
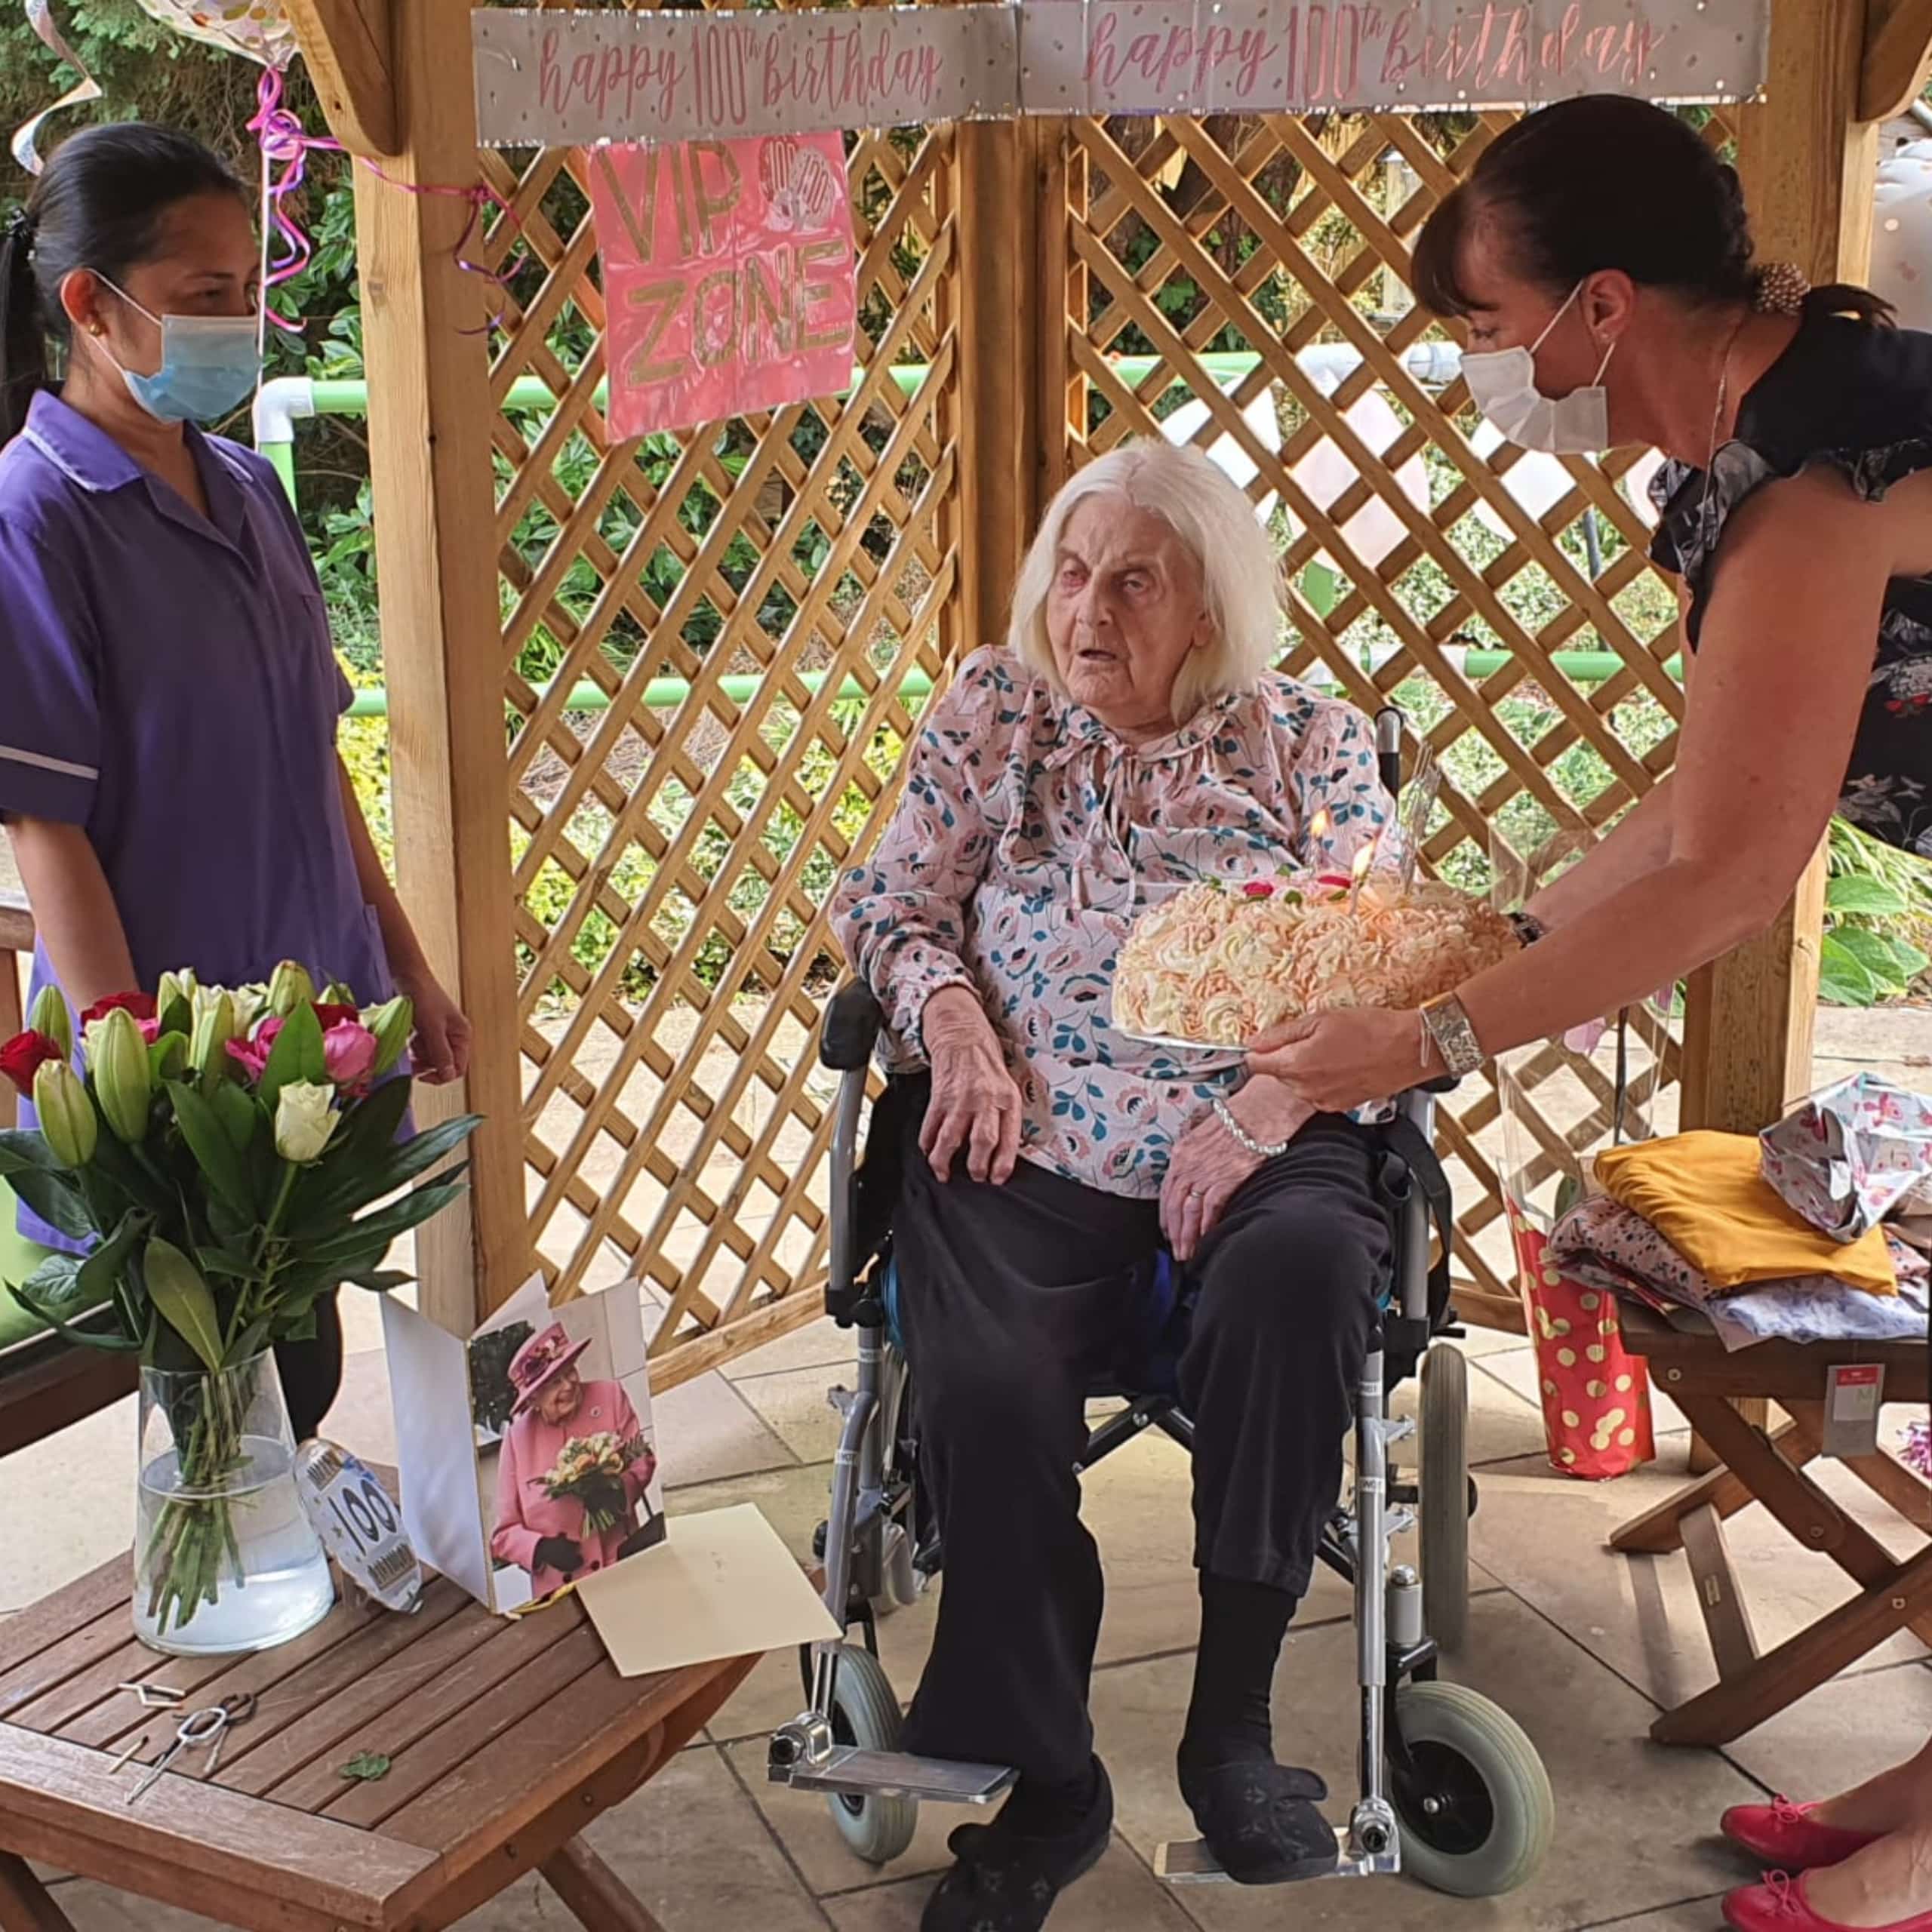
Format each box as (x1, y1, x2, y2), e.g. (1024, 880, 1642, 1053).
(824, 1644, 918, 1866)
(1389, 1681, 1553, 1897)
(1419, 1343, 1470, 1655)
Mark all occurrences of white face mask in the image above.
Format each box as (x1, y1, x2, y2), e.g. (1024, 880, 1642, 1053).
(1460, 282, 1617, 454)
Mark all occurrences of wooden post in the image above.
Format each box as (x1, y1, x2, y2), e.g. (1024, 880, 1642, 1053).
(350, 0, 530, 1327)
(955, 119, 1046, 651)
(1684, 0, 1876, 1143)
(1681, 0, 1876, 1466)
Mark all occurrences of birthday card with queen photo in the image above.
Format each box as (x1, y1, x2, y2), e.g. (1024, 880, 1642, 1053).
(382, 1273, 666, 1614)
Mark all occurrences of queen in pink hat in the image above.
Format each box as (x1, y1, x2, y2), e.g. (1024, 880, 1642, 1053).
(488, 1321, 663, 1600)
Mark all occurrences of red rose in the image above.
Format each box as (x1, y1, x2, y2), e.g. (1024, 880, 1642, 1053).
(80, 992, 156, 1027)
(312, 1002, 361, 1031)
(0, 1030, 64, 1098)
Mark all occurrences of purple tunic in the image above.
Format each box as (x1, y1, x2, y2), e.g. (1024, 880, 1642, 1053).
(0, 392, 392, 1241)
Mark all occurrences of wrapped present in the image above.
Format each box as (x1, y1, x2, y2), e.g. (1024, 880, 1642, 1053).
(1508, 1208, 1657, 1481)
(1760, 1073, 1932, 1244)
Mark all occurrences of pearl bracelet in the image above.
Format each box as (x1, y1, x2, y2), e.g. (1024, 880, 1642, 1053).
(1212, 1097, 1294, 1159)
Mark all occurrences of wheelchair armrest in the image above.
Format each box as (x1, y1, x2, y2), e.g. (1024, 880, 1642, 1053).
(822, 981, 885, 1071)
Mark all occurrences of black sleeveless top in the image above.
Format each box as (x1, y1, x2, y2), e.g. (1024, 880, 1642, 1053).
(1648, 312, 1932, 854)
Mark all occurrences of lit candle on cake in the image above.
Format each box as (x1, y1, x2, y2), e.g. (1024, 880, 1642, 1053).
(1347, 840, 1374, 912)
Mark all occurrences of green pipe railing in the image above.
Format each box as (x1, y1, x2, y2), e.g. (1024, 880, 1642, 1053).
(345, 651, 1685, 720)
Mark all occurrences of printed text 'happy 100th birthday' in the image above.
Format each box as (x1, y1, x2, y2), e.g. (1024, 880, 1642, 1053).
(526, 0, 1681, 137)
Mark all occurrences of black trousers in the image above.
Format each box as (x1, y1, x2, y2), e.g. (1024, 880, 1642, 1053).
(275, 1287, 344, 1444)
(891, 1102, 1389, 1787)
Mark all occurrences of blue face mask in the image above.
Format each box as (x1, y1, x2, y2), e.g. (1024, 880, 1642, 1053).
(94, 277, 261, 423)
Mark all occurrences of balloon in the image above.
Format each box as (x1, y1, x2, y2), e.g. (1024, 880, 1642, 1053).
(132, 0, 298, 69)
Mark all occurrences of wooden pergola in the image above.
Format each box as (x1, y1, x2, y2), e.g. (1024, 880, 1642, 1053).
(258, 0, 1932, 1377)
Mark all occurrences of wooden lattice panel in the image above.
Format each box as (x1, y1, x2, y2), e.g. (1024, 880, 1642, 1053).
(478, 60, 963, 1374)
(1049, 106, 1743, 1317)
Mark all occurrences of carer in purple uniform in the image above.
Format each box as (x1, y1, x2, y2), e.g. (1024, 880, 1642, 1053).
(0, 124, 471, 1438)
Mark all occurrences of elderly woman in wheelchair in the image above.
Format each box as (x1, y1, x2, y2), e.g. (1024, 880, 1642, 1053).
(814, 439, 1468, 1932)
(799, 444, 1406, 1932)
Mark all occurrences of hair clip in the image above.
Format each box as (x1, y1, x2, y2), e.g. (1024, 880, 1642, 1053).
(1751, 262, 1809, 316)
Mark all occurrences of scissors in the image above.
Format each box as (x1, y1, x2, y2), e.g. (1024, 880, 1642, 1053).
(125, 1692, 256, 1804)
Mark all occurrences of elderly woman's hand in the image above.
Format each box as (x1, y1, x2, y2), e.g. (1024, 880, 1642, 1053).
(919, 986, 1025, 1184)
(1161, 1079, 1312, 1262)
(1246, 1007, 1430, 1114)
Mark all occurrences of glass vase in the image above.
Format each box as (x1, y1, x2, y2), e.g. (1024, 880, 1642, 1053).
(134, 1351, 336, 1656)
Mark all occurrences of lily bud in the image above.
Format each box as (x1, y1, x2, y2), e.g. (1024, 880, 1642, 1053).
(189, 992, 238, 1092)
(26, 985, 72, 1061)
(361, 996, 415, 1078)
(321, 980, 358, 1010)
(266, 961, 317, 1020)
(155, 968, 198, 1016)
(32, 1060, 96, 1168)
(273, 1080, 338, 1164)
(88, 1008, 152, 1144)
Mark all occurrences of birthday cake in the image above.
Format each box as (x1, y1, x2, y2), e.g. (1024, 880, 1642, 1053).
(1112, 873, 1518, 1048)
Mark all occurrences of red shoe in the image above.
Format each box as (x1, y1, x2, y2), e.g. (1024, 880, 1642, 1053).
(1724, 1872, 1932, 1930)
(1723, 1799, 1881, 1872)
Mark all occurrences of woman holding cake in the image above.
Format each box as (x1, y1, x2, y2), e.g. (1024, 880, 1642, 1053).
(833, 440, 1393, 1932)
(1244, 96, 1932, 1932)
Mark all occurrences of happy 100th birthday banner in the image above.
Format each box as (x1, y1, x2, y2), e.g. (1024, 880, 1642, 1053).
(472, 0, 1770, 148)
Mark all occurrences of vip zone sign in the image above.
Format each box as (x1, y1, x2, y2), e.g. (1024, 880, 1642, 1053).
(474, 0, 1770, 146)
(586, 134, 858, 438)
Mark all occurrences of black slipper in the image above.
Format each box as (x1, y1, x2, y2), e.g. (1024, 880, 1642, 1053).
(1178, 1758, 1339, 1886)
(921, 1761, 1114, 1932)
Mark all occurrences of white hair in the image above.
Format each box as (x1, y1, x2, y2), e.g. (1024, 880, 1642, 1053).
(1007, 439, 1287, 724)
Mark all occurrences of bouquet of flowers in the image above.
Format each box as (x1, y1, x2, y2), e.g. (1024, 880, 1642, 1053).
(543, 1430, 631, 1535)
(0, 963, 479, 1638)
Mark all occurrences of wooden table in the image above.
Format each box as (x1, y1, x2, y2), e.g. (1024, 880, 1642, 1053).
(1611, 1302, 1931, 1746)
(0, 1553, 757, 1931)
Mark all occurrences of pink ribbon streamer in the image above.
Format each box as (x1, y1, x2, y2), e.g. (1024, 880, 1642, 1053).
(248, 68, 524, 340)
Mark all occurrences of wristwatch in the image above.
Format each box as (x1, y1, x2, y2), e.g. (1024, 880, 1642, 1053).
(1507, 910, 1546, 947)
(1420, 992, 1485, 1079)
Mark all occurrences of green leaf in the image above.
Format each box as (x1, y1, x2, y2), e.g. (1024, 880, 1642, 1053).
(342, 1268, 414, 1293)
(141, 1238, 225, 1372)
(291, 1113, 481, 1234)
(15, 1251, 85, 1309)
(156, 989, 193, 1041)
(165, 1081, 257, 1221)
(8, 1276, 141, 1352)
(1832, 928, 1914, 992)
(1826, 875, 1909, 918)
(260, 1001, 326, 1109)
(211, 1081, 260, 1154)
(1820, 935, 1880, 1008)
(75, 1211, 146, 1318)
(2, 1164, 95, 1241)
(337, 1752, 390, 1782)
(0, 1129, 67, 1174)
(85, 1133, 177, 1220)
(296, 1174, 469, 1272)
(147, 1033, 189, 1084)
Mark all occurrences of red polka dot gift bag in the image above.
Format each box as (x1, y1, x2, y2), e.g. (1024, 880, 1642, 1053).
(1505, 1211, 1657, 1480)
(1495, 1011, 1665, 1482)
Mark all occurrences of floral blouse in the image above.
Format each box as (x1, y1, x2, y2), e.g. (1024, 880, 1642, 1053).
(832, 647, 1389, 1197)
(1649, 311, 1932, 854)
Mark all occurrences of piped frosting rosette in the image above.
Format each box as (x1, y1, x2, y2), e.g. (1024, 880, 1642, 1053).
(1113, 874, 1518, 1047)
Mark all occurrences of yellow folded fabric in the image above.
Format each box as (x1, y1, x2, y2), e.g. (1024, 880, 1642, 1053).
(1594, 1131, 1897, 1295)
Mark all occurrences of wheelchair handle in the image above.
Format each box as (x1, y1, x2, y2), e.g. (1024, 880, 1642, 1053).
(822, 981, 884, 1070)
(1374, 705, 1404, 803)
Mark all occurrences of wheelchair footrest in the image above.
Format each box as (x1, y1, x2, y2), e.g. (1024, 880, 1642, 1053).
(775, 1746, 1016, 1806)
(1155, 1827, 1400, 1884)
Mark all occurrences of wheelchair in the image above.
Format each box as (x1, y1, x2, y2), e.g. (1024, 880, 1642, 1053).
(768, 724, 1555, 1901)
